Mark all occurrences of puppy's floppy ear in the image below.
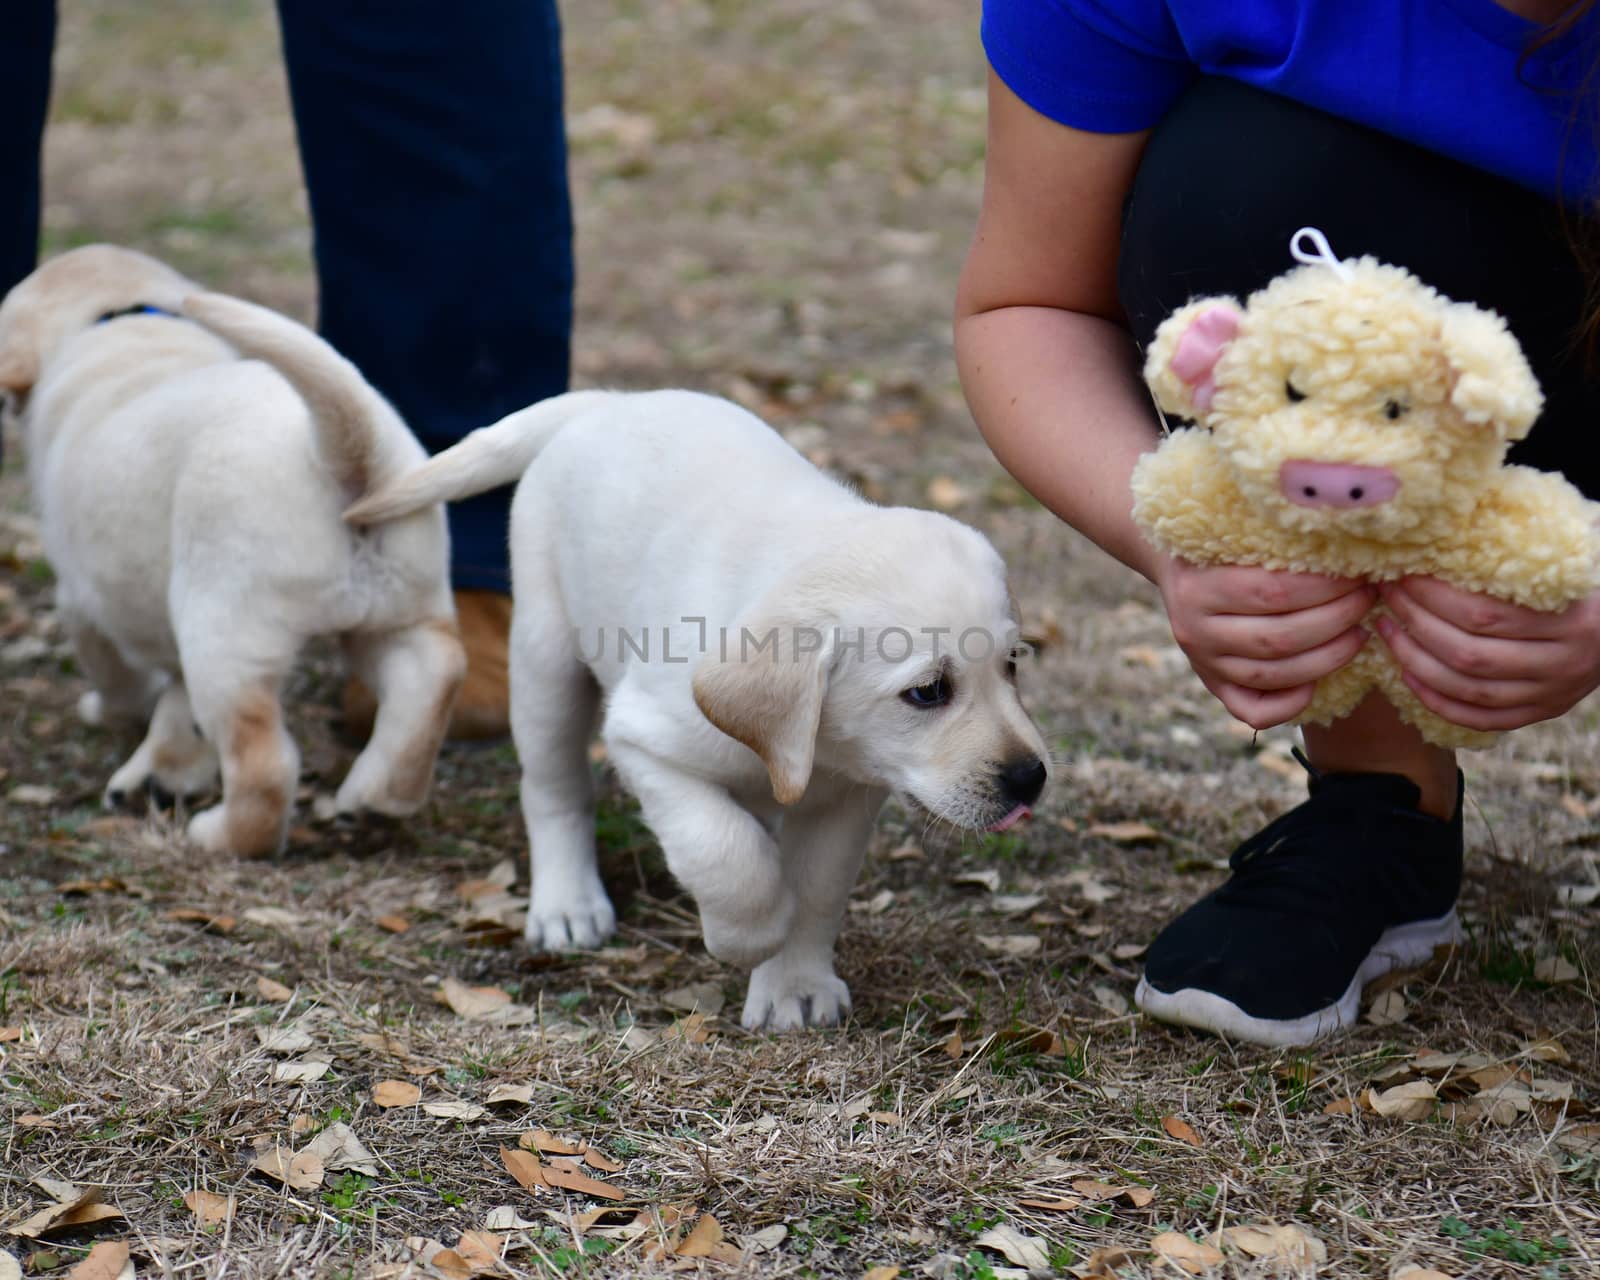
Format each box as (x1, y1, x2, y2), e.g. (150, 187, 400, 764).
(1436, 302, 1544, 440)
(1144, 298, 1243, 421)
(0, 330, 38, 396)
(692, 617, 833, 806)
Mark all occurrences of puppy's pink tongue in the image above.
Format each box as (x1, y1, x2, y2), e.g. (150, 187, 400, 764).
(987, 804, 1032, 833)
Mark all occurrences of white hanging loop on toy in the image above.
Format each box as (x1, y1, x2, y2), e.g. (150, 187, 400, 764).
(1290, 226, 1354, 281)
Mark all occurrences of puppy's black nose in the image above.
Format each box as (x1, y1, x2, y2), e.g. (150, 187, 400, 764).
(998, 757, 1047, 807)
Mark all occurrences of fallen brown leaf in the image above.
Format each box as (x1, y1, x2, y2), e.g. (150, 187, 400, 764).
(1161, 1115, 1202, 1147)
(1535, 956, 1581, 984)
(251, 1146, 324, 1190)
(500, 1147, 547, 1192)
(1368, 1080, 1438, 1121)
(272, 1060, 330, 1085)
(540, 1160, 624, 1202)
(1080, 1245, 1139, 1278)
(1150, 1231, 1223, 1274)
(574, 1206, 643, 1232)
(1556, 1122, 1600, 1156)
(675, 1213, 725, 1258)
(522, 1129, 583, 1156)
(1522, 1036, 1571, 1065)
(372, 1080, 422, 1108)
(255, 976, 293, 1003)
(1086, 820, 1161, 843)
(436, 977, 512, 1019)
(1072, 1180, 1155, 1208)
(241, 906, 305, 930)
(976, 1223, 1050, 1269)
(863, 1268, 901, 1280)
(1219, 1223, 1327, 1266)
(9, 1188, 125, 1240)
(977, 934, 1041, 958)
(661, 982, 726, 1016)
(255, 1025, 314, 1055)
(304, 1122, 380, 1176)
(1090, 984, 1128, 1016)
(427, 1249, 476, 1280)
(1017, 1197, 1082, 1213)
(444, 1231, 503, 1274)
(422, 1100, 487, 1121)
(8, 784, 57, 806)
(66, 1241, 129, 1280)
(664, 1012, 712, 1044)
(742, 1225, 788, 1254)
(482, 1206, 539, 1231)
(375, 913, 411, 934)
(163, 908, 235, 934)
(584, 1148, 625, 1172)
(182, 1190, 234, 1226)
(56, 878, 127, 897)
(1365, 989, 1409, 1026)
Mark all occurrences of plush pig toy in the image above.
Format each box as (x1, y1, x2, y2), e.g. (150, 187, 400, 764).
(1131, 228, 1600, 748)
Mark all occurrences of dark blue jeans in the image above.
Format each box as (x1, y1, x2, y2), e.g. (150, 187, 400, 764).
(2, 0, 574, 593)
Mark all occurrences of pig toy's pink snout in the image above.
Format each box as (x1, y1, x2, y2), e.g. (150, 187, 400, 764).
(1278, 460, 1400, 509)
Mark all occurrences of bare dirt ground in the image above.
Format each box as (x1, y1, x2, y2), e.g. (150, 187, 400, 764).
(2, 3, 1597, 1278)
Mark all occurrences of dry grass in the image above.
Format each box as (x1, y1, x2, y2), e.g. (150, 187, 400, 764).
(2, 2, 1598, 1277)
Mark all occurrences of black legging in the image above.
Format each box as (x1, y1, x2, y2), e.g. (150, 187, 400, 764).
(1119, 76, 1600, 498)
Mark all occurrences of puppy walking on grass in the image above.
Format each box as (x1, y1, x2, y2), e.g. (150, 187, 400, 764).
(0, 246, 465, 856)
(348, 389, 1050, 1030)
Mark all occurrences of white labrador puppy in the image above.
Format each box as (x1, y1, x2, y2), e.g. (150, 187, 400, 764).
(348, 390, 1049, 1030)
(0, 245, 464, 856)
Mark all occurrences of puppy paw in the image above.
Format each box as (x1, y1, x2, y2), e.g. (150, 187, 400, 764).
(333, 772, 423, 820)
(741, 957, 851, 1032)
(187, 804, 285, 858)
(524, 882, 617, 953)
(186, 805, 231, 854)
(105, 753, 154, 809)
(700, 889, 797, 970)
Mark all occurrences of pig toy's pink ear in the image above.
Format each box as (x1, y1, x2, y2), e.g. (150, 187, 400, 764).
(1144, 299, 1243, 421)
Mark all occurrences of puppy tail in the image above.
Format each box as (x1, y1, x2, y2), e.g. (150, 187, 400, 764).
(180, 291, 401, 498)
(341, 390, 621, 525)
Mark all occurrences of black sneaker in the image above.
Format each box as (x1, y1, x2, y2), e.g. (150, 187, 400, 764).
(1134, 757, 1463, 1046)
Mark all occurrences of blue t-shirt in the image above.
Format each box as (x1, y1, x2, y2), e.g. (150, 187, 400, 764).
(982, 0, 1600, 203)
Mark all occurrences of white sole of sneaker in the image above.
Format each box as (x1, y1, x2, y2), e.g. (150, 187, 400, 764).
(1132, 909, 1463, 1047)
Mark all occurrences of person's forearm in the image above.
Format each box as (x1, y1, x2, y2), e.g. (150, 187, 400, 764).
(956, 303, 1165, 582)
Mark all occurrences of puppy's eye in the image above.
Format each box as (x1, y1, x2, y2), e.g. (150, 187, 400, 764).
(901, 676, 951, 709)
(1285, 380, 1307, 403)
(1383, 399, 1407, 420)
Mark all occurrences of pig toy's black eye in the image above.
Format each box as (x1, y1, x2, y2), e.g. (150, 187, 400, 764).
(1285, 380, 1307, 403)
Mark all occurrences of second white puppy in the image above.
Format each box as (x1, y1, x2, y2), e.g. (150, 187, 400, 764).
(0, 246, 464, 856)
(348, 390, 1049, 1030)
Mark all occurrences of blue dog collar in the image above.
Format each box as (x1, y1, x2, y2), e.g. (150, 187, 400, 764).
(95, 303, 181, 325)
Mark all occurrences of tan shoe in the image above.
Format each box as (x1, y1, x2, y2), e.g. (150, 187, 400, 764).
(341, 590, 511, 742)
(446, 589, 511, 740)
